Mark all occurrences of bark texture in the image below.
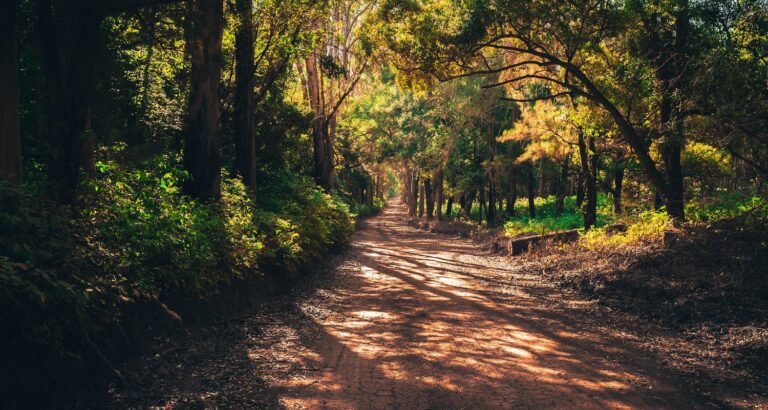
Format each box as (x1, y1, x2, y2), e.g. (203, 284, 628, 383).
(183, 0, 224, 201)
(233, 0, 256, 189)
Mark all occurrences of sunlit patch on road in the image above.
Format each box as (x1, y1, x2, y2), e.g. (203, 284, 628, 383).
(254, 203, 703, 409)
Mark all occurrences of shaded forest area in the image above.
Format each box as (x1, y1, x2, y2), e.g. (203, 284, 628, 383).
(1, 0, 767, 407)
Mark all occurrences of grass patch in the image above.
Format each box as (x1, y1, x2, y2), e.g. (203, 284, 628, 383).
(580, 209, 670, 249)
(503, 194, 615, 236)
(686, 193, 767, 223)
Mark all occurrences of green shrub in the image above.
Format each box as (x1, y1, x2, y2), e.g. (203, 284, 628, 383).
(0, 155, 357, 405)
(255, 180, 354, 272)
(504, 213, 585, 236)
(686, 193, 767, 223)
(350, 197, 385, 218)
(502, 194, 615, 236)
(87, 155, 226, 293)
(580, 209, 670, 250)
(85, 155, 355, 294)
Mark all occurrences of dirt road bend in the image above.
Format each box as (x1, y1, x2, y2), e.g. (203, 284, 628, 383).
(108, 201, 707, 409)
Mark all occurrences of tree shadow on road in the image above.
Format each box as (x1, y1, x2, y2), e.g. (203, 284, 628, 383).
(255, 205, 706, 408)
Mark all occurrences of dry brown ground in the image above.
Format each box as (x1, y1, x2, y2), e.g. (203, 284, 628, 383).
(102, 201, 717, 409)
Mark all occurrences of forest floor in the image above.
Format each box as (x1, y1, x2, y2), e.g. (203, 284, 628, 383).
(99, 201, 742, 409)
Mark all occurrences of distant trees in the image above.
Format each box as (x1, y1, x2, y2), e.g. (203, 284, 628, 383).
(377, 0, 768, 222)
(302, 0, 373, 191)
(9, 0, 190, 200)
(502, 102, 581, 223)
(345, 74, 520, 225)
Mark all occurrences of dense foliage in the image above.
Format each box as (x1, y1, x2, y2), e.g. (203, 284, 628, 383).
(367, 0, 767, 227)
(0, 164, 353, 405)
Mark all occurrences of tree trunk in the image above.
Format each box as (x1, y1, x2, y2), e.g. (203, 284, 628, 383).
(305, 53, 334, 191)
(446, 196, 453, 217)
(576, 170, 584, 208)
(403, 165, 417, 216)
(379, 172, 386, 201)
(660, 97, 685, 220)
(662, 144, 684, 220)
(367, 182, 374, 206)
(401, 167, 408, 202)
(652, 0, 689, 221)
(652, 71, 685, 220)
(486, 123, 497, 225)
(487, 178, 496, 225)
(418, 180, 425, 218)
(369, 183, 374, 206)
(577, 130, 597, 230)
(424, 178, 434, 219)
(613, 166, 624, 214)
(183, 0, 224, 201)
(555, 157, 569, 217)
(411, 174, 419, 216)
(527, 163, 536, 219)
(463, 191, 476, 216)
(506, 169, 517, 217)
(435, 170, 444, 220)
(0, 1, 21, 183)
(478, 187, 486, 225)
(233, 0, 256, 190)
(37, 0, 100, 203)
(587, 137, 598, 230)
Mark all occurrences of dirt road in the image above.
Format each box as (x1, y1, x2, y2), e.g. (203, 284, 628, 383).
(107, 201, 707, 409)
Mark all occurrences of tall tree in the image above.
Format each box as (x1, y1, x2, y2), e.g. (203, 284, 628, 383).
(37, 0, 102, 202)
(305, 50, 335, 189)
(303, 0, 372, 190)
(631, 0, 693, 220)
(183, 0, 224, 200)
(577, 128, 598, 230)
(378, 0, 701, 220)
(233, 0, 256, 190)
(0, 0, 21, 183)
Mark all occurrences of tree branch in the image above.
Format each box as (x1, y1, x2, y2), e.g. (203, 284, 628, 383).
(500, 92, 573, 103)
(328, 59, 369, 119)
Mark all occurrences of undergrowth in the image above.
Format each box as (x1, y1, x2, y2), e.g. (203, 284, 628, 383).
(503, 194, 614, 236)
(580, 210, 670, 249)
(501, 192, 765, 250)
(0, 154, 355, 407)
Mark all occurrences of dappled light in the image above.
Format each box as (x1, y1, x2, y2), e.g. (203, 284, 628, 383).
(4, 0, 767, 407)
(253, 202, 698, 409)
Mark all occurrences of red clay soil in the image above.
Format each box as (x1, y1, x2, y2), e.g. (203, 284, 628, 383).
(103, 201, 711, 409)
